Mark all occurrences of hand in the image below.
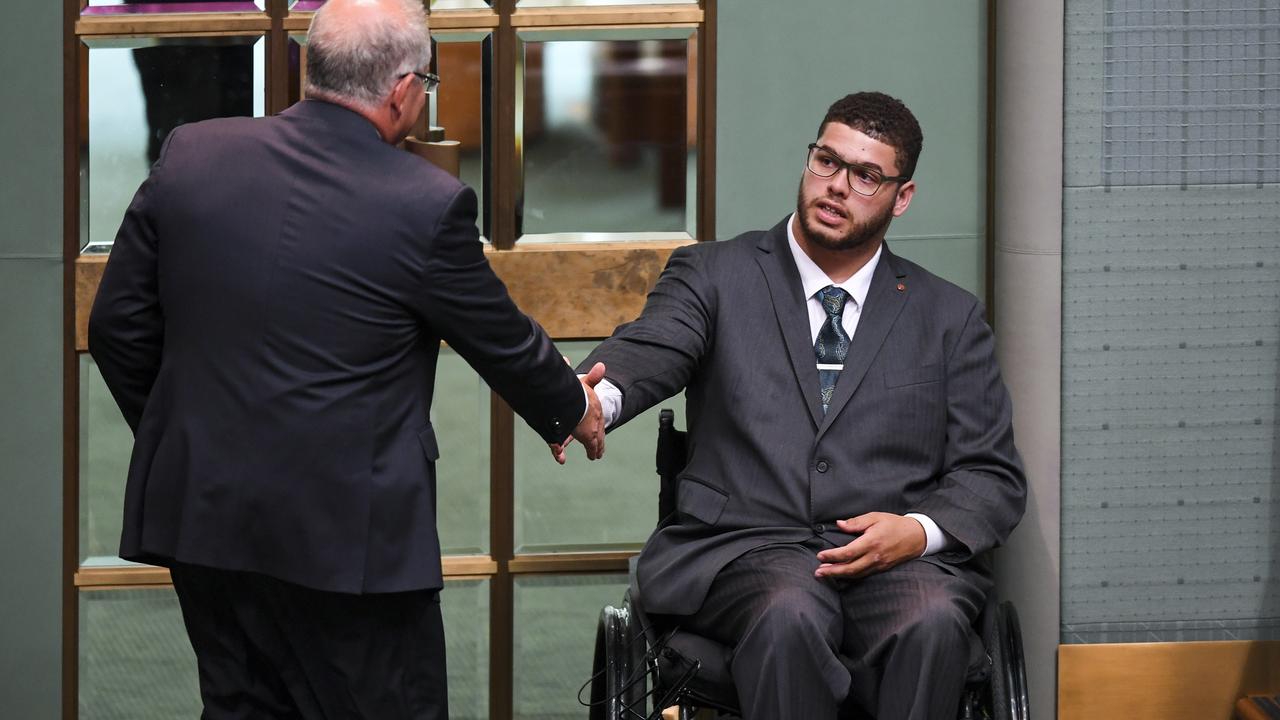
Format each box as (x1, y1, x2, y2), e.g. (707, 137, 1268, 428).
(549, 362, 607, 464)
(813, 512, 926, 580)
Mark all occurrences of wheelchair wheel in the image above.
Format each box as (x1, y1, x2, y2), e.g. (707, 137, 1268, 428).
(589, 603, 648, 720)
(989, 601, 1030, 720)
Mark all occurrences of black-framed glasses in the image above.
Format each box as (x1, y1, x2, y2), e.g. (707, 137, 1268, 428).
(402, 71, 440, 94)
(806, 143, 909, 197)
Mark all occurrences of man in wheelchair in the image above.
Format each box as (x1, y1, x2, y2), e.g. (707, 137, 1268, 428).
(574, 92, 1027, 719)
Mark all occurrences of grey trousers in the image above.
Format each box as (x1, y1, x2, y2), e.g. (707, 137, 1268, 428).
(669, 540, 987, 720)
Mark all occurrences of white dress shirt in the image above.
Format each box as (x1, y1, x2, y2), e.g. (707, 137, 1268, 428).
(590, 214, 948, 556)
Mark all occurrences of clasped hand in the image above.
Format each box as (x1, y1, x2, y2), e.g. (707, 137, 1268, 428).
(814, 512, 926, 579)
(549, 361, 606, 464)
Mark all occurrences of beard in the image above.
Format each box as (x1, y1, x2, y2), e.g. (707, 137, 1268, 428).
(795, 179, 895, 253)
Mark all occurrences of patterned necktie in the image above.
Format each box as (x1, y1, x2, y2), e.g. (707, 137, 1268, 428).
(814, 285, 851, 414)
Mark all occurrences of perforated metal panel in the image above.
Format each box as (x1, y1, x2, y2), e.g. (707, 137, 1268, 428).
(1062, 0, 1280, 644)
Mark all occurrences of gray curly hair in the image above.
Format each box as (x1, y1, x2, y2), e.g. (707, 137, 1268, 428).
(305, 0, 432, 109)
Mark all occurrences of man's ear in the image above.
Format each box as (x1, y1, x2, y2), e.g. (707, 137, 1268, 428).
(892, 180, 916, 217)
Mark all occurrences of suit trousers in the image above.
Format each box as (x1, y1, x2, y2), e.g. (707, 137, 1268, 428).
(665, 540, 986, 720)
(170, 563, 447, 720)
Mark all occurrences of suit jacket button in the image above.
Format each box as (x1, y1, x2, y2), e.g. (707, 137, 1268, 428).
(814, 523, 826, 534)
(816, 460, 830, 473)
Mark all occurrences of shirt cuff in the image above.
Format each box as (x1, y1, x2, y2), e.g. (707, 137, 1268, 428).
(905, 513, 948, 557)
(592, 378, 623, 428)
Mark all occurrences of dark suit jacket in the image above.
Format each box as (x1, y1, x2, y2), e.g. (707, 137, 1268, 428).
(582, 218, 1026, 616)
(89, 100, 584, 594)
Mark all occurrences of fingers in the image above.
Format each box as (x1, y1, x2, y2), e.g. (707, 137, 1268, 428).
(548, 442, 567, 465)
(582, 361, 607, 387)
(813, 513, 923, 579)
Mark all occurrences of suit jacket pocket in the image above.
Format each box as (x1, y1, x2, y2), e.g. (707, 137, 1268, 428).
(418, 425, 440, 461)
(884, 363, 942, 388)
(677, 476, 729, 526)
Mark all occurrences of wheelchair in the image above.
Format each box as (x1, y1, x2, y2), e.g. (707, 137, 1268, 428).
(587, 410, 1030, 720)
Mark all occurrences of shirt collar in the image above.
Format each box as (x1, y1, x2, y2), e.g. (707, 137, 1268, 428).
(785, 212, 881, 309)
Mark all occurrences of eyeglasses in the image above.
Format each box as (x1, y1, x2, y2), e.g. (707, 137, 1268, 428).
(806, 143, 909, 197)
(401, 71, 440, 94)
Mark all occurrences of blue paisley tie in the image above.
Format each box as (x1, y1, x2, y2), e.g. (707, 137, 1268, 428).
(814, 285, 850, 414)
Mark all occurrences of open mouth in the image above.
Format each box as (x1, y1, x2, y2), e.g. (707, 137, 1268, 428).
(813, 199, 846, 225)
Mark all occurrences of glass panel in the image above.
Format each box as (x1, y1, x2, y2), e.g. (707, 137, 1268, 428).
(435, 346, 492, 555)
(442, 578, 490, 719)
(80, 348, 489, 564)
(513, 341, 683, 553)
(79, 356, 136, 567)
(79, 588, 202, 719)
(520, 0, 693, 5)
(84, 1, 265, 13)
(513, 574, 629, 720)
(285, 32, 493, 239)
(431, 33, 493, 240)
(517, 29, 696, 240)
(82, 36, 266, 253)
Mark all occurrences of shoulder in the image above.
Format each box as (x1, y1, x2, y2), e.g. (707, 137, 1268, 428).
(885, 249, 983, 318)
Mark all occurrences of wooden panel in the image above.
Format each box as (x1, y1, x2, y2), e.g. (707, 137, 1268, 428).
(511, 6, 702, 28)
(76, 241, 684, 350)
(1059, 641, 1280, 720)
(487, 240, 686, 338)
(75, 13, 271, 36)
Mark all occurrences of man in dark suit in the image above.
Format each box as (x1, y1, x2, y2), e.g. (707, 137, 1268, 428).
(88, 1, 603, 717)
(580, 92, 1026, 719)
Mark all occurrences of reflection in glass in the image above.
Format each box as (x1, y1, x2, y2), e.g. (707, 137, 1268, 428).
(84, 36, 265, 252)
(79, 356, 136, 567)
(442, 579, 490, 719)
(434, 347, 492, 555)
(287, 33, 493, 239)
(84, 0, 265, 13)
(514, 574, 628, 720)
(80, 588, 202, 719)
(517, 31, 696, 239)
(514, 341, 680, 553)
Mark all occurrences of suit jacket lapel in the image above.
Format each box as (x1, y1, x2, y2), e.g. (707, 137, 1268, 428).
(817, 247, 909, 440)
(754, 219, 824, 429)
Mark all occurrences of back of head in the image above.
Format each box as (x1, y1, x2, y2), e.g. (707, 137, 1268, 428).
(819, 91, 923, 180)
(305, 0, 432, 110)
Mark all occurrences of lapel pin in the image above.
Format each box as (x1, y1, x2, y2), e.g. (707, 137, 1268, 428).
(896, 283, 906, 292)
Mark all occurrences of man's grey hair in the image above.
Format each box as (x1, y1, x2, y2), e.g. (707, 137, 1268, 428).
(305, 0, 432, 109)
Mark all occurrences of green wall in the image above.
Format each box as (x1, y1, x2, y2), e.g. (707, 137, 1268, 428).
(0, 0, 64, 717)
(716, 1, 989, 297)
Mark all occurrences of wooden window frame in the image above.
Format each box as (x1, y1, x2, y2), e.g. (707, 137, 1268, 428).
(63, 1, 716, 717)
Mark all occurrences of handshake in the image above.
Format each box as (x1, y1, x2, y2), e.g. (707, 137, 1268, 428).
(549, 361, 607, 465)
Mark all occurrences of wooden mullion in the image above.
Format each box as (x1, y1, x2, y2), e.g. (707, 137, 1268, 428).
(488, 388, 516, 720)
(492, 0, 517, 250)
(74, 13, 271, 36)
(696, 0, 715, 243)
(510, 5, 702, 28)
(507, 551, 634, 575)
(266, 0, 289, 114)
(63, 1, 84, 716)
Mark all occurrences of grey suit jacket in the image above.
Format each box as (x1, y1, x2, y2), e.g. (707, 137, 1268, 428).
(582, 218, 1026, 616)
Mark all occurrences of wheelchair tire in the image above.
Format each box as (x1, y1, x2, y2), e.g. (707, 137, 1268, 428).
(589, 603, 647, 720)
(990, 601, 1030, 720)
